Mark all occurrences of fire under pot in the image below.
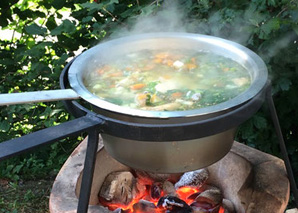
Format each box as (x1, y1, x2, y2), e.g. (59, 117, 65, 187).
(49, 137, 290, 213)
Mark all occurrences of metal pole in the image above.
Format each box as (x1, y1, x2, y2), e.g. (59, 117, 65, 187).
(77, 128, 100, 212)
(266, 84, 298, 207)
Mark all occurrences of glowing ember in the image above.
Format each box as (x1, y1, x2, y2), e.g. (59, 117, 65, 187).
(176, 186, 200, 205)
(98, 169, 228, 212)
(100, 185, 224, 212)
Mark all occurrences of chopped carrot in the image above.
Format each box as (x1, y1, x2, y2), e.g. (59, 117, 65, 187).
(172, 92, 183, 99)
(96, 65, 110, 74)
(154, 58, 162, 64)
(155, 52, 168, 59)
(130, 83, 146, 90)
(150, 94, 156, 102)
(191, 57, 196, 63)
(223, 67, 229, 72)
(96, 68, 104, 74)
(186, 63, 197, 70)
(108, 71, 123, 77)
(136, 93, 147, 100)
(142, 64, 156, 71)
(167, 60, 174, 67)
(163, 74, 171, 79)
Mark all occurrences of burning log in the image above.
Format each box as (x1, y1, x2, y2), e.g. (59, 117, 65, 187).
(175, 168, 209, 189)
(194, 187, 223, 207)
(132, 178, 147, 199)
(132, 199, 157, 213)
(112, 208, 130, 213)
(150, 182, 162, 200)
(157, 195, 192, 213)
(99, 171, 136, 205)
(163, 180, 177, 197)
(190, 202, 220, 213)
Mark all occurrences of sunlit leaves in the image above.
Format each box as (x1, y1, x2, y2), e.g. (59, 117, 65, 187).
(51, 19, 76, 35)
(0, 120, 10, 132)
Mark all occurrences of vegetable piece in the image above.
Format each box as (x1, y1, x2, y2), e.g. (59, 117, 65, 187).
(171, 92, 183, 99)
(232, 78, 249, 87)
(131, 83, 146, 90)
(185, 63, 197, 70)
(108, 71, 123, 77)
(173, 60, 184, 69)
(135, 93, 147, 107)
(141, 102, 181, 111)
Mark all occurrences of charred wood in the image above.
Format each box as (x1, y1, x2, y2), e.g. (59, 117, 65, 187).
(151, 182, 162, 200)
(112, 208, 130, 213)
(163, 180, 177, 197)
(157, 195, 192, 213)
(190, 201, 220, 213)
(99, 171, 135, 205)
(132, 199, 157, 213)
(194, 187, 223, 207)
(175, 169, 209, 189)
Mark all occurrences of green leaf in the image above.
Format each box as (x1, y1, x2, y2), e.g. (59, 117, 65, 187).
(278, 78, 292, 91)
(267, 0, 276, 7)
(0, 120, 10, 132)
(80, 2, 103, 11)
(25, 23, 47, 35)
(51, 19, 76, 35)
(293, 24, 298, 36)
(82, 16, 93, 23)
(252, 115, 267, 129)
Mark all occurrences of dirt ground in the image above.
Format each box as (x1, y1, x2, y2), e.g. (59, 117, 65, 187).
(0, 178, 54, 213)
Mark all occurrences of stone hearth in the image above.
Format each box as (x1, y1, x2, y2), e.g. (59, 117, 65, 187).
(49, 137, 290, 213)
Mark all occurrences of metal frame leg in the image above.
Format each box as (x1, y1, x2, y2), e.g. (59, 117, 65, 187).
(266, 85, 298, 207)
(77, 128, 100, 212)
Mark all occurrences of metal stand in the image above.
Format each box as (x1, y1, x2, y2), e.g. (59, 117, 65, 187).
(77, 128, 100, 212)
(0, 80, 297, 211)
(266, 85, 298, 207)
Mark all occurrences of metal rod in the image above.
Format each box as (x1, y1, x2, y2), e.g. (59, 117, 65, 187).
(0, 115, 103, 162)
(266, 85, 298, 207)
(0, 89, 80, 106)
(77, 128, 100, 213)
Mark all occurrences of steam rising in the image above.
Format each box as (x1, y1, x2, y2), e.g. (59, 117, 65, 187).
(109, 0, 186, 39)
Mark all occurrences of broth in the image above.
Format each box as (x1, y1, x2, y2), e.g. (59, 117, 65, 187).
(83, 49, 251, 111)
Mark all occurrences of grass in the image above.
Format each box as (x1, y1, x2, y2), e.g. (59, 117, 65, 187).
(0, 178, 54, 213)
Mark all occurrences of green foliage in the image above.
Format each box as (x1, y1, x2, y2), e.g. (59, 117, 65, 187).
(0, 0, 298, 207)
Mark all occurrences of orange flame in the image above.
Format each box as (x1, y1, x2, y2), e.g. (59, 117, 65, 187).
(101, 185, 225, 213)
(176, 186, 201, 205)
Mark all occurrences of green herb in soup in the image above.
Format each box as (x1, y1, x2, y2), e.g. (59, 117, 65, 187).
(83, 50, 251, 111)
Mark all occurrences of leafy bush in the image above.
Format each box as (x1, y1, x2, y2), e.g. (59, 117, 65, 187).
(0, 0, 297, 198)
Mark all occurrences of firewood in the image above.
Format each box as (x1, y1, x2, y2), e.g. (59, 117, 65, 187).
(132, 199, 156, 213)
(132, 178, 146, 199)
(175, 168, 209, 189)
(150, 182, 162, 200)
(190, 201, 220, 213)
(157, 195, 192, 213)
(99, 171, 135, 205)
(163, 180, 177, 196)
(112, 208, 130, 213)
(194, 187, 223, 207)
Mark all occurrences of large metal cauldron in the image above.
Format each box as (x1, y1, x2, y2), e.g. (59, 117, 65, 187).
(0, 33, 268, 173)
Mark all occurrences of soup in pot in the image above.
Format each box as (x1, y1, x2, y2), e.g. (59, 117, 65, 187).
(83, 49, 251, 111)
